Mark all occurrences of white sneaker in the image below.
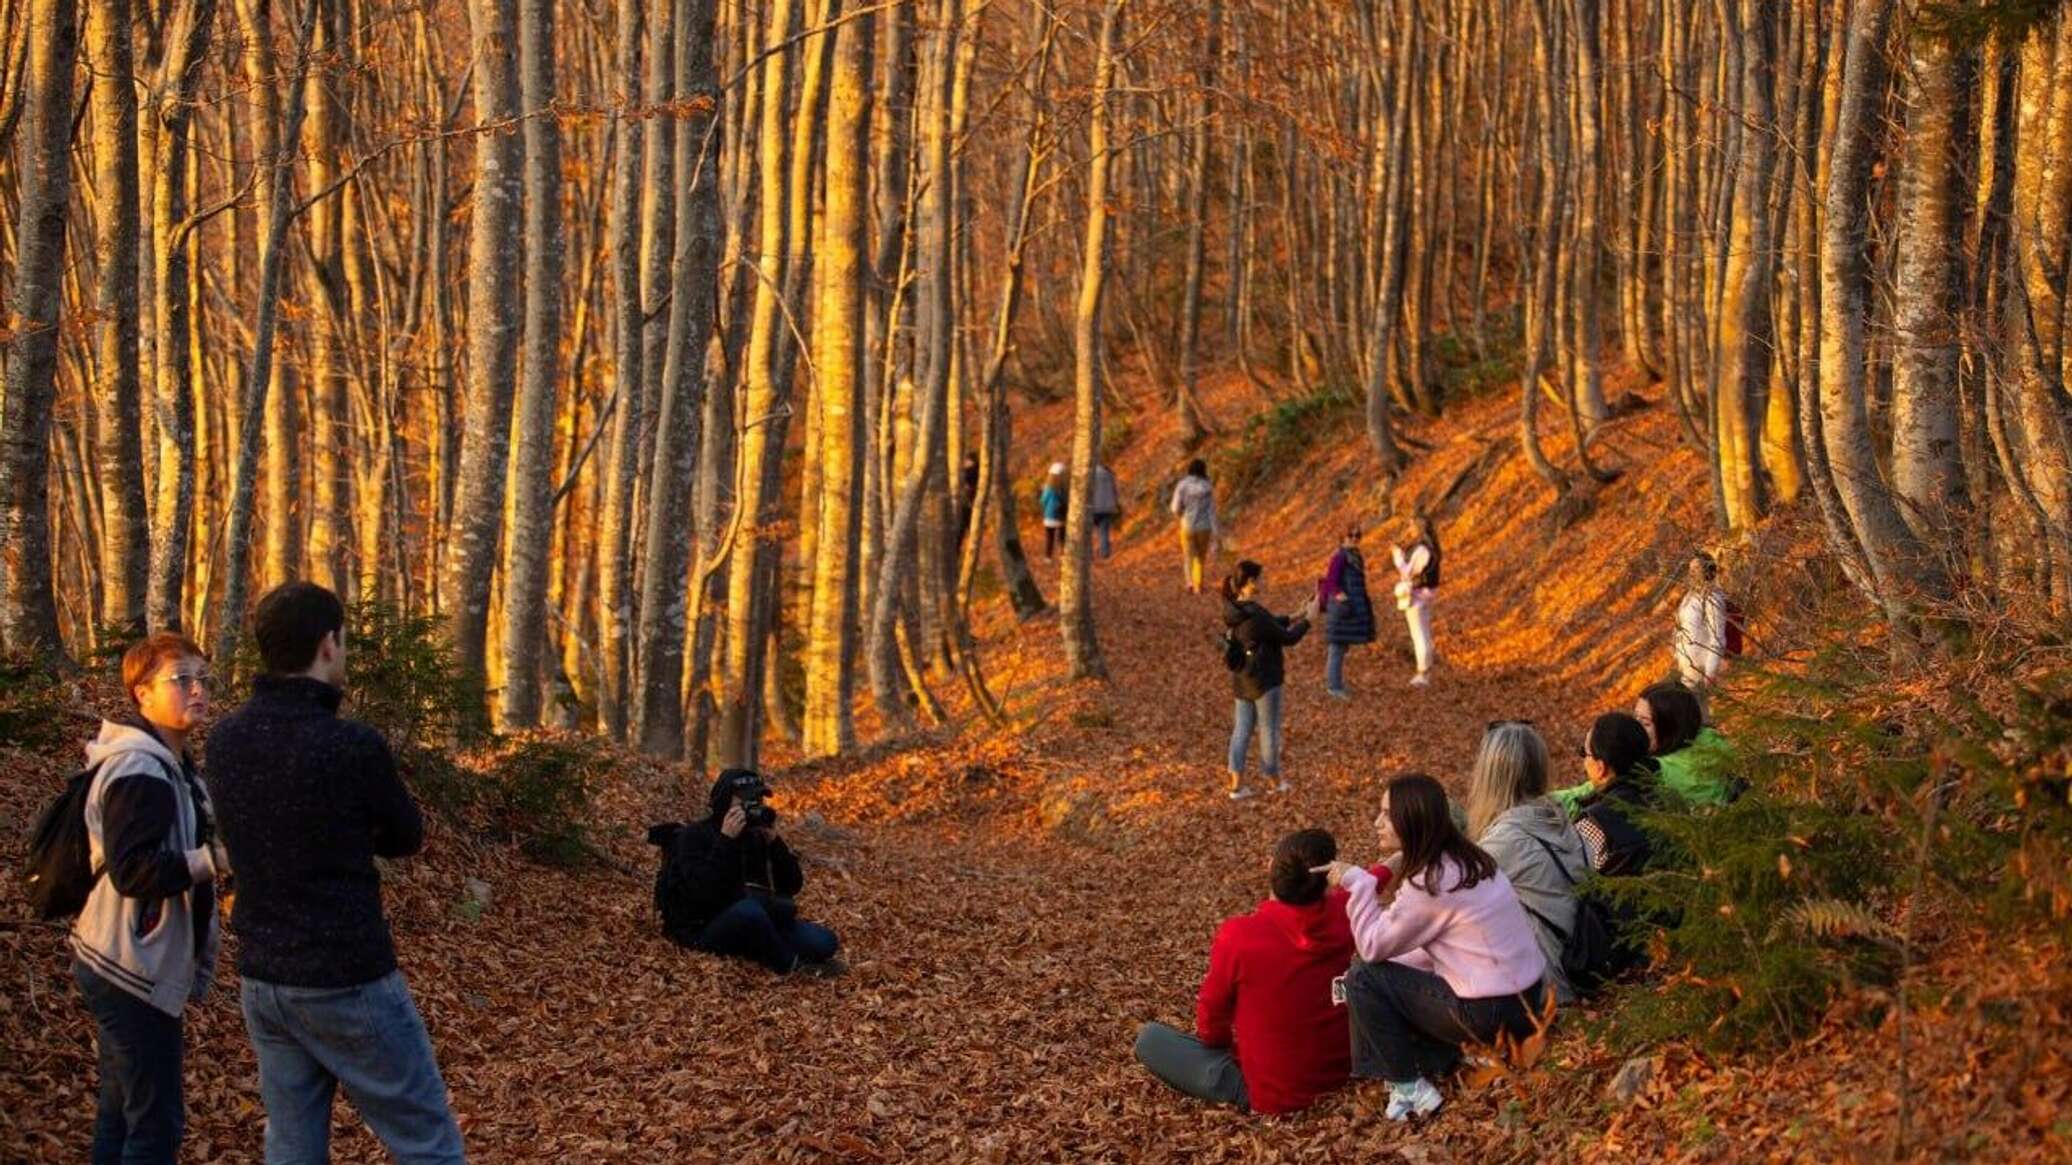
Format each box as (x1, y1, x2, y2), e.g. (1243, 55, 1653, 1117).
(1326, 687, 1352, 702)
(1408, 673, 1430, 688)
(1385, 1077, 1443, 1121)
(1227, 786, 1260, 802)
(1271, 778, 1293, 794)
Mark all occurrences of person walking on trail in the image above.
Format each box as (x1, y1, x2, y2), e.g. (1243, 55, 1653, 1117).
(1674, 550, 1733, 691)
(1091, 463, 1122, 560)
(1221, 560, 1316, 800)
(1040, 462, 1069, 559)
(1133, 829, 1356, 1114)
(1391, 515, 1442, 687)
(68, 632, 226, 1165)
(1171, 459, 1218, 593)
(206, 582, 467, 1164)
(1317, 524, 1377, 699)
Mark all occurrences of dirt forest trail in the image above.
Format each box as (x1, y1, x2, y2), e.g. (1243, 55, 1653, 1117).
(3, 386, 1772, 1163)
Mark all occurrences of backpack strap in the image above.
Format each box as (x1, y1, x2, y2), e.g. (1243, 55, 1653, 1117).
(1525, 830, 1583, 887)
(1520, 900, 1570, 946)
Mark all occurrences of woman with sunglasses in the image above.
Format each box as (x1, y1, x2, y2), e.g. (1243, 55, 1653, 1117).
(70, 633, 228, 1163)
(1314, 774, 1549, 1122)
(1569, 713, 1659, 876)
(1464, 721, 1590, 1005)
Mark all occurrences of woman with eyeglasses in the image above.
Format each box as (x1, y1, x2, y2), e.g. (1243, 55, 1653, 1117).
(69, 633, 228, 1163)
(1314, 774, 1549, 1122)
(1463, 721, 1590, 1005)
(1569, 713, 1659, 876)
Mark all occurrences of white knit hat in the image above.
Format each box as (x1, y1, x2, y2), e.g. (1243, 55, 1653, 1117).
(1049, 461, 1067, 475)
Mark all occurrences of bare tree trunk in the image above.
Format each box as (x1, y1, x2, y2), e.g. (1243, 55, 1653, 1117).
(595, 0, 647, 737)
(442, 0, 525, 725)
(145, 0, 216, 633)
(1714, 0, 1777, 530)
(1060, 0, 1122, 682)
(0, 0, 80, 660)
(1820, 0, 1933, 623)
(804, 0, 870, 757)
(1173, 0, 1219, 447)
(1889, 10, 1972, 553)
(212, 0, 319, 663)
(633, 0, 720, 757)
(88, 0, 149, 638)
(499, 0, 565, 728)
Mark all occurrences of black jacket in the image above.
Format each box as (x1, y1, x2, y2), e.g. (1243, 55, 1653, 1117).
(649, 774, 805, 946)
(205, 676, 424, 988)
(1223, 598, 1311, 701)
(1574, 762, 1659, 877)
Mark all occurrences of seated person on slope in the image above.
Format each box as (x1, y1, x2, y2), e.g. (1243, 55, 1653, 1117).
(648, 769, 844, 977)
(1133, 829, 1357, 1114)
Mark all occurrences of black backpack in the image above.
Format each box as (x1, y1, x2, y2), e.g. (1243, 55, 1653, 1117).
(21, 765, 105, 921)
(1220, 628, 1247, 672)
(1517, 832, 1620, 996)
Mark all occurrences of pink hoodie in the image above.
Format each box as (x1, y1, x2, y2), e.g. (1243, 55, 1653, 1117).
(1340, 860, 1547, 999)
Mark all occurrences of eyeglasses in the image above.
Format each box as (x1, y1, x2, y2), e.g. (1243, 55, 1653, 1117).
(153, 672, 214, 693)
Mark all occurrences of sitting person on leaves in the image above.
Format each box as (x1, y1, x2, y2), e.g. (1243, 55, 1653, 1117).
(1133, 829, 1356, 1115)
(648, 769, 844, 978)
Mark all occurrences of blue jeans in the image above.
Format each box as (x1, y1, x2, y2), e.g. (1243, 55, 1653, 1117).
(691, 895, 840, 973)
(1326, 643, 1350, 692)
(74, 962, 185, 1165)
(1228, 686, 1284, 778)
(1093, 515, 1116, 559)
(240, 970, 465, 1164)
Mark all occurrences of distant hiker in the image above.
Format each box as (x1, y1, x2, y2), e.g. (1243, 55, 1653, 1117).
(1674, 550, 1738, 691)
(1465, 721, 1590, 1006)
(207, 582, 466, 1164)
(1316, 524, 1377, 700)
(1133, 829, 1355, 1114)
(648, 769, 844, 977)
(958, 452, 981, 548)
(1391, 516, 1441, 687)
(69, 632, 225, 1164)
(1220, 561, 1315, 800)
(1091, 463, 1122, 560)
(1170, 459, 1218, 594)
(1315, 774, 1551, 1123)
(1041, 462, 1069, 559)
(1552, 681, 1735, 815)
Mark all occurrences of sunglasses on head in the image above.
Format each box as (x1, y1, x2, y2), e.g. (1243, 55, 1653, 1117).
(1485, 718, 1536, 732)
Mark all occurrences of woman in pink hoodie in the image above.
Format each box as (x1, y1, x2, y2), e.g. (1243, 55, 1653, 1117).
(1316, 774, 1550, 1122)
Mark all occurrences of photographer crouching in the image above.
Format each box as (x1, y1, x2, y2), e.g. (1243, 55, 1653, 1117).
(648, 769, 845, 978)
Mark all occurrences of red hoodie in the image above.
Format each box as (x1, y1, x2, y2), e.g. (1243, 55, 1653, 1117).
(1195, 889, 1358, 1115)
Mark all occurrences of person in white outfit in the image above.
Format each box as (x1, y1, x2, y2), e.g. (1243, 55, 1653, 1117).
(1391, 516, 1441, 687)
(1170, 459, 1218, 594)
(1674, 551, 1730, 691)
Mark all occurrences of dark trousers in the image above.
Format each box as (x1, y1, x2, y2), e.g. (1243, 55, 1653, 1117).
(1133, 1023, 1249, 1111)
(691, 896, 839, 974)
(1344, 959, 1545, 1084)
(74, 962, 185, 1165)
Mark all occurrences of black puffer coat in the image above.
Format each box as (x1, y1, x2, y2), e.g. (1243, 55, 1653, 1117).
(1322, 547, 1377, 646)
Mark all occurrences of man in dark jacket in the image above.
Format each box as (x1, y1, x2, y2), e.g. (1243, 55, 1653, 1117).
(206, 582, 464, 1163)
(648, 770, 843, 977)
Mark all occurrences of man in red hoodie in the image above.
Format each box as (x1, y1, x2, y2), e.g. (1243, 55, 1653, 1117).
(1133, 829, 1358, 1114)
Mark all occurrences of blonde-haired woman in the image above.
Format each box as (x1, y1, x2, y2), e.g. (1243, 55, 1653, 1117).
(1465, 720, 1589, 1005)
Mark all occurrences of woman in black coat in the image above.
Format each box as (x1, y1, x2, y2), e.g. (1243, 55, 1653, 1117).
(1220, 561, 1315, 800)
(1317, 525, 1377, 699)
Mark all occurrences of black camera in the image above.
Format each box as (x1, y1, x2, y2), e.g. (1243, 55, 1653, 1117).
(729, 770, 778, 829)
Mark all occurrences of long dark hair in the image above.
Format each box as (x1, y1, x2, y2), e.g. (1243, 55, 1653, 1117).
(1388, 773, 1497, 896)
(1638, 681, 1703, 754)
(1410, 515, 1441, 589)
(1220, 560, 1263, 604)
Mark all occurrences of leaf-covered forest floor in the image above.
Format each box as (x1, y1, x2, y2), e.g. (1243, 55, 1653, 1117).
(4, 373, 2066, 1162)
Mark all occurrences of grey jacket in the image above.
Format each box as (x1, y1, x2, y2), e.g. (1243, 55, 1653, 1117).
(1480, 799, 1588, 1005)
(68, 721, 221, 1016)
